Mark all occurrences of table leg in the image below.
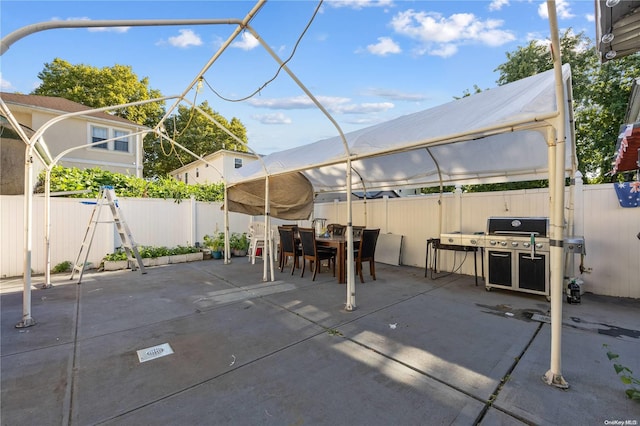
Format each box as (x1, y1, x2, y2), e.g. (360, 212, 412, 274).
(337, 242, 346, 283)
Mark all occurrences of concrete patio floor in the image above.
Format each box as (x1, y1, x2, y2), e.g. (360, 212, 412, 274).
(1, 258, 639, 425)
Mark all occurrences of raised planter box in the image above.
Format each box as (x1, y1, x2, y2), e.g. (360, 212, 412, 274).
(103, 260, 128, 271)
(155, 256, 170, 266)
(186, 252, 204, 262)
(169, 254, 187, 264)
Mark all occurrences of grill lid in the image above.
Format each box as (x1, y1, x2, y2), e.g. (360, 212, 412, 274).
(487, 217, 549, 237)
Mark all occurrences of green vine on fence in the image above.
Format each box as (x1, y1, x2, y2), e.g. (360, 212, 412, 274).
(36, 166, 224, 203)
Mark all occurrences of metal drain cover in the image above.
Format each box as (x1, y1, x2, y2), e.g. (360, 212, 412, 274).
(137, 343, 174, 363)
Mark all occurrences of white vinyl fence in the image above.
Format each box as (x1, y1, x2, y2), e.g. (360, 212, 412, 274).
(1, 182, 638, 298)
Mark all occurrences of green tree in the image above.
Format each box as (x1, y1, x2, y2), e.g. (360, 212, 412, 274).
(494, 29, 640, 182)
(32, 58, 165, 127)
(144, 101, 248, 178)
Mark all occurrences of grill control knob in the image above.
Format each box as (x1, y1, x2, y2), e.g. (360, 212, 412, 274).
(523, 242, 531, 248)
(470, 239, 477, 245)
(489, 240, 497, 246)
(535, 243, 543, 249)
(511, 241, 519, 247)
(500, 241, 507, 247)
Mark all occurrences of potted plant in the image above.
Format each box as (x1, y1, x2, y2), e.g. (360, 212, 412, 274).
(230, 232, 249, 257)
(204, 232, 225, 259)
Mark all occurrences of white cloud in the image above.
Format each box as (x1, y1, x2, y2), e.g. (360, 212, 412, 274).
(251, 112, 292, 125)
(366, 37, 401, 56)
(332, 102, 394, 114)
(231, 32, 259, 51)
(489, 0, 509, 12)
(361, 88, 427, 101)
(429, 43, 458, 58)
(168, 29, 203, 48)
(389, 10, 515, 58)
(0, 74, 13, 90)
(247, 95, 393, 115)
(538, 0, 574, 19)
(585, 13, 595, 22)
(326, 0, 394, 10)
(248, 95, 348, 110)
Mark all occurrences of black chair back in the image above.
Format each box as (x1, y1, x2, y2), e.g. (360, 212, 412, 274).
(278, 226, 299, 274)
(328, 223, 345, 236)
(279, 227, 295, 253)
(298, 228, 317, 257)
(359, 228, 380, 259)
(354, 228, 380, 283)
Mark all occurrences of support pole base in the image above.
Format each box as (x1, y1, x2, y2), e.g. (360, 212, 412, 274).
(15, 317, 37, 328)
(543, 371, 569, 389)
(41, 283, 53, 289)
(344, 303, 356, 312)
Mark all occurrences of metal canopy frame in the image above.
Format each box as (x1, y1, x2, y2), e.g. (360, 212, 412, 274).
(1, 0, 571, 390)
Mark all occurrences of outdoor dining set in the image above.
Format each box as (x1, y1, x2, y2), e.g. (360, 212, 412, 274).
(247, 222, 380, 284)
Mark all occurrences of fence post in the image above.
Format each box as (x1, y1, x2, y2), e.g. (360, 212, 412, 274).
(190, 195, 197, 246)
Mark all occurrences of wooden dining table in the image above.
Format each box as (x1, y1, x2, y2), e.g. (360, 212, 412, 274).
(315, 235, 359, 284)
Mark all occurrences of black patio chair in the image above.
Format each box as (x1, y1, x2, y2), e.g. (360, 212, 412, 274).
(278, 226, 301, 275)
(354, 228, 380, 283)
(298, 227, 336, 281)
(327, 223, 345, 237)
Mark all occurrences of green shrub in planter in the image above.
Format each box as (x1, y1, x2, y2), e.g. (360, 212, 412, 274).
(103, 249, 128, 261)
(230, 232, 250, 256)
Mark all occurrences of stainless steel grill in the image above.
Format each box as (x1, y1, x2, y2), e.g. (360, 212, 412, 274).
(484, 217, 550, 299)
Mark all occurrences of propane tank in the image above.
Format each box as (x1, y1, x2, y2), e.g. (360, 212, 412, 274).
(566, 279, 581, 304)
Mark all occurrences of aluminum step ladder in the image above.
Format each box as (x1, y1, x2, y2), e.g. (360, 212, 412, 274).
(70, 186, 146, 284)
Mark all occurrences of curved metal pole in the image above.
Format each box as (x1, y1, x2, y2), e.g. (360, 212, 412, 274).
(152, 2, 266, 135)
(244, 23, 358, 306)
(543, 0, 569, 389)
(1, 18, 251, 56)
(425, 147, 445, 236)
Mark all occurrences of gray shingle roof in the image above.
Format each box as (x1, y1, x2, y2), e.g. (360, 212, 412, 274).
(1, 92, 146, 127)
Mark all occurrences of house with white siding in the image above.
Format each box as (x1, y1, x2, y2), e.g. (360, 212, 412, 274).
(1, 92, 148, 194)
(170, 149, 259, 185)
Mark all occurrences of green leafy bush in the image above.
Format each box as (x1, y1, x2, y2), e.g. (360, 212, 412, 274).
(103, 249, 128, 261)
(37, 166, 224, 203)
(230, 232, 249, 251)
(52, 260, 72, 273)
(204, 233, 225, 252)
(170, 245, 199, 255)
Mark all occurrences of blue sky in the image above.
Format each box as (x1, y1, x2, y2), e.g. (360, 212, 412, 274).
(1, 0, 596, 155)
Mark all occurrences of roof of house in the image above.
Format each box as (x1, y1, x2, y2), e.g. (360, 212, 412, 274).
(1, 92, 146, 128)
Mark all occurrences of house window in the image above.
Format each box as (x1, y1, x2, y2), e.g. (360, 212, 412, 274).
(113, 129, 130, 152)
(89, 124, 132, 152)
(196, 168, 199, 178)
(234, 158, 242, 168)
(91, 126, 108, 149)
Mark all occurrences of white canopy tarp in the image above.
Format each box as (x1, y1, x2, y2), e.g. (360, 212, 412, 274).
(227, 64, 575, 216)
